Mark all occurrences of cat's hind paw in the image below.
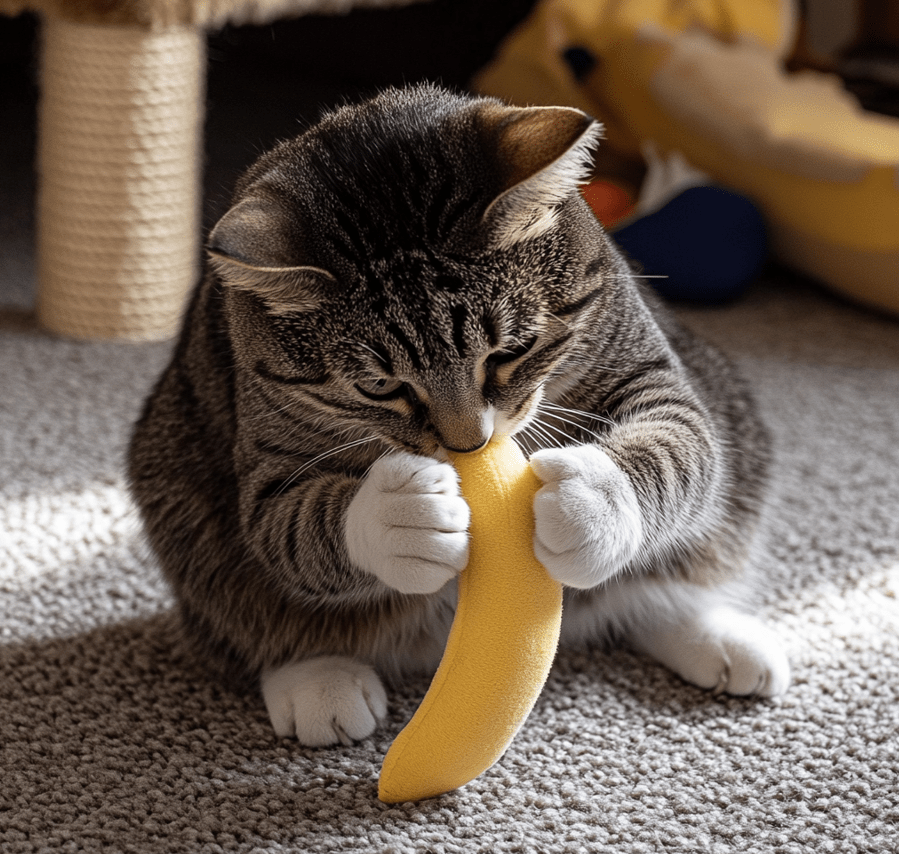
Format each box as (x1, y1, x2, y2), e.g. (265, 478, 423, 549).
(713, 613, 791, 698)
(635, 606, 791, 698)
(261, 656, 388, 746)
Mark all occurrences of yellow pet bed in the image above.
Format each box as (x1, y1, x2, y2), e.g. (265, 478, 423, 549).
(475, 0, 899, 316)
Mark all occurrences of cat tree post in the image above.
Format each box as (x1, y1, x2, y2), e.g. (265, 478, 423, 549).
(36, 16, 204, 340)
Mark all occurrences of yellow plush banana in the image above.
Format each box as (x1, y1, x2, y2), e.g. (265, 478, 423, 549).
(378, 435, 563, 803)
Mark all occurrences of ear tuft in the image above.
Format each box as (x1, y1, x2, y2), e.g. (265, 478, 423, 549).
(208, 198, 334, 314)
(478, 104, 603, 249)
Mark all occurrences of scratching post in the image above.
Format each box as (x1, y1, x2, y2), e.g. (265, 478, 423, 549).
(0, 0, 422, 340)
(37, 17, 204, 340)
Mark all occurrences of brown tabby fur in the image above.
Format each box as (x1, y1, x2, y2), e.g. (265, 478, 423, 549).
(128, 84, 770, 693)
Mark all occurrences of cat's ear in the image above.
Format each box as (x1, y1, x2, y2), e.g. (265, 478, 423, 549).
(477, 103, 602, 249)
(207, 197, 335, 313)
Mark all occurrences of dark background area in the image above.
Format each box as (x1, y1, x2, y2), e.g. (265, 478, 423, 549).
(2, 1, 897, 309)
(0, 0, 539, 272)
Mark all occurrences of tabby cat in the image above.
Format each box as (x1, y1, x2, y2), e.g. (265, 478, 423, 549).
(129, 84, 789, 746)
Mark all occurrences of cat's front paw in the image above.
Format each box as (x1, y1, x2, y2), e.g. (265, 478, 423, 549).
(261, 656, 388, 746)
(531, 444, 642, 588)
(345, 452, 470, 594)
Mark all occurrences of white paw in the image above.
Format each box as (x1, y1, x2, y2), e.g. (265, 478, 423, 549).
(530, 444, 643, 589)
(345, 452, 470, 595)
(261, 656, 388, 746)
(637, 607, 791, 698)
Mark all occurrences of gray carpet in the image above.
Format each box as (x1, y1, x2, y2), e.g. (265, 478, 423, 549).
(3, 268, 899, 852)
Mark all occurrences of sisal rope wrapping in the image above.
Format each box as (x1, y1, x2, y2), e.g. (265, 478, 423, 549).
(37, 17, 205, 340)
(0, 1, 427, 29)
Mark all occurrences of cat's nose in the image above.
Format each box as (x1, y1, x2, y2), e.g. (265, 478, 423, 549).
(442, 438, 490, 455)
(431, 403, 495, 456)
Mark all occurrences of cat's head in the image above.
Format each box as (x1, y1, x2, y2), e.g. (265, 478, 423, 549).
(209, 84, 625, 456)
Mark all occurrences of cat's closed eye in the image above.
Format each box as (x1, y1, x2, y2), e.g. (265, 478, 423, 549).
(355, 377, 409, 401)
(486, 336, 539, 368)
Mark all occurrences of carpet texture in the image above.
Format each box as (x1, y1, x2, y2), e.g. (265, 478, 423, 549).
(2, 271, 898, 853)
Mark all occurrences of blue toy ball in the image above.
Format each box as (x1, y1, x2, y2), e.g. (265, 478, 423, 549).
(613, 185, 768, 303)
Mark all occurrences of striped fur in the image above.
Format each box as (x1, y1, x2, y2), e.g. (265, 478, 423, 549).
(129, 85, 772, 698)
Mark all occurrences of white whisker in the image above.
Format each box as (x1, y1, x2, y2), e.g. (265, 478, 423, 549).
(363, 446, 394, 479)
(531, 418, 572, 446)
(243, 394, 296, 422)
(607, 273, 669, 280)
(343, 338, 389, 367)
(545, 413, 605, 443)
(510, 433, 527, 456)
(526, 420, 563, 450)
(513, 428, 540, 455)
(542, 400, 615, 429)
(275, 435, 380, 497)
(538, 404, 611, 442)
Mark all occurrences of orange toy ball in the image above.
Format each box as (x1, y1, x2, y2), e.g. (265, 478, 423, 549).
(581, 179, 636, 228)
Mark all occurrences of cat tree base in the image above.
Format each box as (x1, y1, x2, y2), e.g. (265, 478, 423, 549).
(36, 17, 204, 341)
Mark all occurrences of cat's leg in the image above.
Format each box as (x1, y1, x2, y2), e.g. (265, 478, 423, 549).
(530, 445, 788, 696)
(631, 599, 791, 698)
(261, 656, 388, 746)
(564, 577, 790, 697)
(260, 453, 466, 746)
